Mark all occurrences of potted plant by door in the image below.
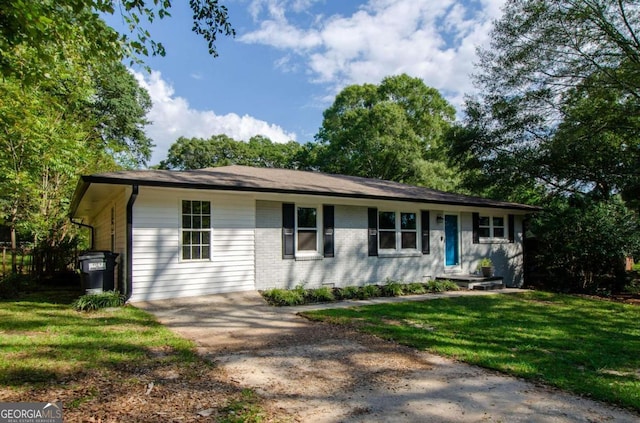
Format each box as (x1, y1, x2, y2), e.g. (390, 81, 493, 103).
(479, 257, 493, 278)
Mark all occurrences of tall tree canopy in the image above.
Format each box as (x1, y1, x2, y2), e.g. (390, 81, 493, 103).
(449, 0, 640, 292)
(0, 1, 234, 267)
(449, 0, 640, 204)
(315, 74, 458, 188)
(0, 1, 234, 81)
(159, 135, 303, 170)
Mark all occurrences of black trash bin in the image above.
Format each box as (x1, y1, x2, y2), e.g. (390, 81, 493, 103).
(78, 251, 119, 294)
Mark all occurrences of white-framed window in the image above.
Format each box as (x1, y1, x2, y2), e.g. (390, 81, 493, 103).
(181, 200, 211, 260)
(296, 206, 319, 253)
(378, 210, 418, 250)
(479, 215, 505, 239)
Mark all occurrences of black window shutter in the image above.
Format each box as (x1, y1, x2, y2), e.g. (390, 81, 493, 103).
(323, 205, 335, 258)
(368, 208, 378, 256)
(508, 214, 515, 243)
(282, 203, 295, 259)
(421, 210, 430, 254)
(472, 212, 480, 244)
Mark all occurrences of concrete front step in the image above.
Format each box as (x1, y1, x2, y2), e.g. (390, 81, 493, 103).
(435, 275, 504, 290)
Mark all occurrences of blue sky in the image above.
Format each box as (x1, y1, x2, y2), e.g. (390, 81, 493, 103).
(107, 0, 506, 165)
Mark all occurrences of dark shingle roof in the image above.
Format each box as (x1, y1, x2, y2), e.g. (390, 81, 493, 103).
(74, 165, 540, 212)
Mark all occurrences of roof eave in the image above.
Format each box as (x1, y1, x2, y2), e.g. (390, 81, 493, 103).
(79, 175, 541, 212)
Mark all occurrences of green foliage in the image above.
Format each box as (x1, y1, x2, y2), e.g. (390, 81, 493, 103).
(0, 274, 34, 299)
(0, 295, 197, 386)
(403, 282, 427, 295)
(260, 288, 305, 306)
(335, 286, 361, 301)
(314, 74, 458, 186)
(0, 1, 234, 81)
(72, 290, 126, 311)
(428, 280, 459, 292)
(159, 135, 301, 170)
(304, 292, 640, 411)
(450, 0, 640, 205)
(380, 279, 404, 297)
(360, 284, 381, 299)
(530, 196, 640, 293)
(305, 286, 335, 303)
(219, 389, 265, 423)
(262, 280, 460, 306)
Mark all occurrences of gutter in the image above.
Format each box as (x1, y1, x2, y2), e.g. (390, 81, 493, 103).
(70, 218, 94, 250)
(125, 185, 139, 301)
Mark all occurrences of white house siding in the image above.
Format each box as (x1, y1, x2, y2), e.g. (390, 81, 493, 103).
(129, 187, 255, 302)
(255, 200, 446, 290)
(88, 189, 127, 290)
(255, 201, 525, 290)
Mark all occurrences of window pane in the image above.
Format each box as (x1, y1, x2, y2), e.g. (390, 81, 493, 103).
(182, 246, 191, 260)
(182, 231, 191, 245)
(401, 213, 416, 230)
(298, 230, 317, 250)
(192, 231, 201, 245)
(202, 246, 210, 259)
(479, 216, 490, 226)
(379, 212, 396, 230)
(202, 231, 210, 245)
(494, 228, 505, 238)
(182, 215, 192, 229)
(479, 228, 491, 238)
(202, 216, 210, 228)
(191, 246, 201, 259)
(202, 201, 210, 214)
(298, 207, 317, 228)
(193, 201, 201, 214)
(493, 217, 504, 227)
(380, 231, 396, 249)
(193, 216, 201, 229)
(182, 200, 191, 214)
(402, 232, 417, 249)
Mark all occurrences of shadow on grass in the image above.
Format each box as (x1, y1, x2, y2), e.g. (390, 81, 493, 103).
(303, 291, 640, 412)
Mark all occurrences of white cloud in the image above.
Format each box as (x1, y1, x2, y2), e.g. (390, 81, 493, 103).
(240, 0, 506, 111)
(133, 70, 297, 165)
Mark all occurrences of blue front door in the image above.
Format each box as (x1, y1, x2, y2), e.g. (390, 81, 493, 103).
(445, 215, 459, 266)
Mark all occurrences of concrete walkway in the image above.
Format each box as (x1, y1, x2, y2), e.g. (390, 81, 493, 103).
(134, 289, 640, 423)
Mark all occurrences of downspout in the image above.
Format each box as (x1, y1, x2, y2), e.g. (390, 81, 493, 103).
(125, 185, 139, 301)
(70, 218, 95, 250)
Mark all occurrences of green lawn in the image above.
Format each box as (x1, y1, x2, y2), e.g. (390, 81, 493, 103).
(303, 291, 640, 411)
(0, 288, 271, 422)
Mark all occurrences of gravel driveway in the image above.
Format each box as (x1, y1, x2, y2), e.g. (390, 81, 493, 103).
(135, 290, 639, 422)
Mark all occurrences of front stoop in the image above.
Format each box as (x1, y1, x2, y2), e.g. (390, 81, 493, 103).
(436, 275, 504, 290)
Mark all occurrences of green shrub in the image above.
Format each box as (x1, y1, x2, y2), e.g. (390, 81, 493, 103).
(380, 279, 404, 297)
(426, 280, 459, 293)
(624, 277, 640, 295)
(72, 290, 125, 311)
(0, 273, 35, 299)
(360, 284, 380, 299)
(404, 282, 427, 294)
(261, 288, 305, 306)
(306, 286, 335, 303)
(336, 286, 360, 300)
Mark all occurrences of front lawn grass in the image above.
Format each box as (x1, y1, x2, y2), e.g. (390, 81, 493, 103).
(302, 291, 640, 411)
(0, 287, 275, 422)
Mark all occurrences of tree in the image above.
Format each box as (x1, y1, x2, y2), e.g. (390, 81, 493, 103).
(315, 74, 457, 187)
(529, 196, 640, 293)
(91, 62, 154, 168)
(159, 135, 303, 170)
(450, 0, 640, 203)
(0, 1, 234, 81)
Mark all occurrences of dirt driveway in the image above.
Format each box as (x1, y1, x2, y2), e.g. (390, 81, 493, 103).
(135, 290, 639, 422)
